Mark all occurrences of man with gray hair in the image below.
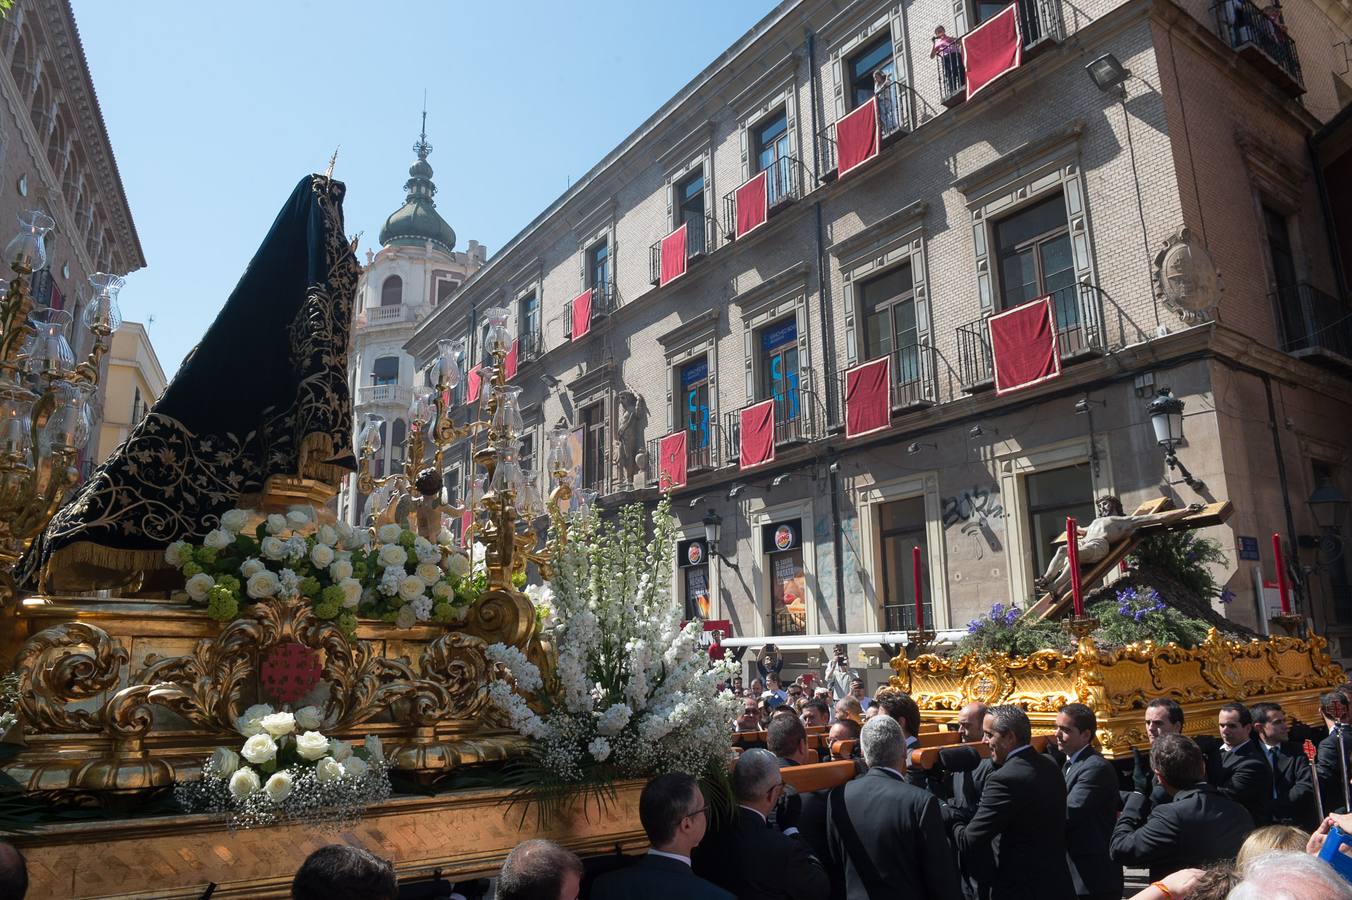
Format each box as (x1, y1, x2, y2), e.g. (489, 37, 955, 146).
(825, 715, 962, 898)
(498, 839, 583, 900)
(692, 748, 829, 899)
(1229, 850, 1352, 900)
(953, 705, 1075, 899)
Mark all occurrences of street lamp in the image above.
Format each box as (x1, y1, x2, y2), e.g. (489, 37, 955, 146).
(1086, 53, 1131, 93)
(1146, 388, 1205, 493)
(702, 507, 721, 553)
(1308, 481, 1350, 531)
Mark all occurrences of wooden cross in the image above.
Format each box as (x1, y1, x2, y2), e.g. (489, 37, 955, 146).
(1028, 497, 1233, 620)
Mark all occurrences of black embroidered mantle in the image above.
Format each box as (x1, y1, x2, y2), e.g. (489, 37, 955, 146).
(21, 174, 361, 591)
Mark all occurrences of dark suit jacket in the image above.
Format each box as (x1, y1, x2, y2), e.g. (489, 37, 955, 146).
(1266, 741, 1317, 829)
(591, 853, 734, 900)
(1109, 784, 1254, 881)
(693, 806, 830, 900)
(1317, 727, 1352, 814)
(826, 767, 962, 900)
(1208, 739, 1273, 825)
(1063, 749, 1124, 899)
(954, 747, 1076, 900)
(777, 758, 839, 900)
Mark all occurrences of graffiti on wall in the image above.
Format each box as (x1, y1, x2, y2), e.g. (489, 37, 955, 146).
(941, 483, 1004, 559)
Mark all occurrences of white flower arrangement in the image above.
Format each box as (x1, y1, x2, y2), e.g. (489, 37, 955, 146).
(175, 702, 391, 830)
(485, 496, 737, 786)
(166, 506, 483, 635)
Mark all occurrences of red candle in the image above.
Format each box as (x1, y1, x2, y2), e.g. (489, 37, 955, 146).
(913, 545, 924, 633)
(1066, 517, 1084, 617)
(1273, 532, 1291, 614)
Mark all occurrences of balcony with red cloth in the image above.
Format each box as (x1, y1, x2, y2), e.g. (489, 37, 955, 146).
(833, 343, 937, 438)
(723, 375, 820, 468)
(817, 80, 909, 179)
(563, 282, 621, 341)
(647, 215, 717, 287)
(722, 155, 805, 241)
(647, 425, 719, 489)
(1211, 0, 1303, 95)
(938, 0, 1065, 108)
(955, 282, 1105, 391)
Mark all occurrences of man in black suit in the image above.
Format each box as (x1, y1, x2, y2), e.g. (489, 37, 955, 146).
(767, 714, 838, 897)
(825, 715, 962, 899)
(1110, 733, 1253, 880)
(1132, 697, 1188, 806)
(591, 773, 732, 900)
(953, 705, 1075, 900)
(1209, 701, 1274, 825)
(1055, 703, 1123, 900)
(693, 748, 829, 900)
(1317, 690, 1352, 815)
(1252, 700, 1318, 829)
(498, 840, 583, 900)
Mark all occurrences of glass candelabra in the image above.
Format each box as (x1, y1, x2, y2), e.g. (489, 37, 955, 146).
(0, 210, 121, 591)
(355, 306, 582, 587)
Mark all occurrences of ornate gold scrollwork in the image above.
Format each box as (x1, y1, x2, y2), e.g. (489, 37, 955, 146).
(16, 622, 128, 733)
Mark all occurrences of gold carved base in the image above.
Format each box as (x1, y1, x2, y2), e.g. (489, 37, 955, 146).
(3, 589, 542, 796)
(11, 780, 647, 899)
(890, 628, 1345, 758)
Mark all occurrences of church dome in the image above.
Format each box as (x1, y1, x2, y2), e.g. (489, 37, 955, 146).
(378, 117, 456, 254)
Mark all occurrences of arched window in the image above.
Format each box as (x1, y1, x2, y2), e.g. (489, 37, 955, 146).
(371, 356, 399, 385)
(381, 275, 403, 307)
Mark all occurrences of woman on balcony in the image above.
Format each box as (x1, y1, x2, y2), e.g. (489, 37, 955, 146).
(873, 69, 898, 133)
(931, 26, 964, 96)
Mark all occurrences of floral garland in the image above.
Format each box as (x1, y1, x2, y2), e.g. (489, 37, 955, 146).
(165, 507, 483, 635)
(484, 496, 738, 788)
(175, 703, 390, 830)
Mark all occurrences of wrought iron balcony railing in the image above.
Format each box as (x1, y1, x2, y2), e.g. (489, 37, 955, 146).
(648, 214, 718, 286)
(937, 0, 1065, 107)
(646, 424, 719, 485)
(817, 80, 910, 176)
(955, 282, 1105, 390)
(1272, 282, 1352, 363)
(518, 329, 544, 364)
(833, 343, 937, 430)
(1212, 0, 1303, 92)
(721, 155, 806, 239)
(722, 381, 820, 465)
(563, 281, 621, 338)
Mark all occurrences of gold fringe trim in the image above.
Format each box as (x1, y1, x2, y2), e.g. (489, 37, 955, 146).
(40, 541, 169, 593)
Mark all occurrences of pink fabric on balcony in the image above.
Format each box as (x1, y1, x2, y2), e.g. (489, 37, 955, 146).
(659, 223, 688, 287)
(990, 295, 1060, 395)
(659, 431, 688, 490)
(739, 399, 776, 470)
(844, 355, 891, 438)
(504, 339, 519, 380)
(466, 365, 483, 404)
(570, 289, 593, 341)
(734, 171, 768, 239)
(963, 4, 1022, 100)
(461, 509, 472, 548)
(836, 96, 880, 177)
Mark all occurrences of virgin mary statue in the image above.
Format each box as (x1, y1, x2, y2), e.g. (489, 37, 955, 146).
(20, 173, 361, 592)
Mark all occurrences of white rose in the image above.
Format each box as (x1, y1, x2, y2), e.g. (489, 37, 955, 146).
(203, 528, 232, 551)
(164, 540, 192, 567)
(377, 524, 403, 544)
(286, 509, 311, 528)
(395, 605, 417, 629)
(220, 509, 249, 533)
(316, 525, 339, 547)
(241, 733, 278, 765)
(228, 767, 260, 799)
(185, 572, 215, 603)
(431, 580, 453, 600)
(415, 562, 441, 584)
(260, 536, 287, 560)
(329, 559, 354, 582)
(339, 578, 363, 608)
(398, 575, 427, 603)
(265, 513, 287, 535)
(364, 735, 384, 761)
(315, 756, 344, 783)
(329, 739, 353, 762)
(342, 756, 370, 778)
(236, 703, 273, 736)
(263, 771, 293, 803)
(209, 746, 240, 778)
(246, 570, 280, 600)
(259, 711, 295, 738)
(378, 544, 409, 569)
(295, 730, 330, 761)
(239, 557, 265, 578)
(294, 706, 323, 731)
(437, 528, 455, 547)
(309, 543, 335, 569)
(445, 552, 471, 578)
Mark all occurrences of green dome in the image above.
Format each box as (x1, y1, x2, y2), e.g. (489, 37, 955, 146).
(378, 121, 456, 254)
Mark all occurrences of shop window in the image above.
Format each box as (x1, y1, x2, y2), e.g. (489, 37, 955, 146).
(678, 537, 712, 620)
(763, 520, 807, 636)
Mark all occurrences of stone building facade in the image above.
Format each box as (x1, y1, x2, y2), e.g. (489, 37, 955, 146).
(408, 0, 1352, 673)
(336, 121, 487, 526)
(0, 0, 145, 476)
(95, 321, 166, 464)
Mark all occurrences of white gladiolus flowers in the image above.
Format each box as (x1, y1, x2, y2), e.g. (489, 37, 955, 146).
(484, 496, 736, 785)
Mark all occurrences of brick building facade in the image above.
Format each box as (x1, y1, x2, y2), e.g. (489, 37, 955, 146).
(407, 0, 1352, 674)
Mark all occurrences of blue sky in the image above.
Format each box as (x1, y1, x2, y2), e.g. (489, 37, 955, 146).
(70, 1, 771, 377)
